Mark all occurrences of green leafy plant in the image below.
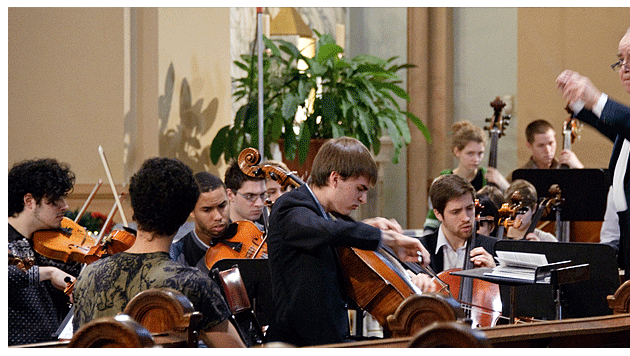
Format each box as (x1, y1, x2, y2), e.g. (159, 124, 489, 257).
(64, 210, 114, 235)
(211, 31, 431, 165)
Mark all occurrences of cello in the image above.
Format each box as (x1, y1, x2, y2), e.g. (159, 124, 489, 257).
(218, 148, 427, 333)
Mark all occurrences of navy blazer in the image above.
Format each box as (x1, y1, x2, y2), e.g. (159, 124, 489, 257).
(576, 98, 630, 271)
(419, 229, 498, 274)
(266, 184, 381, 346)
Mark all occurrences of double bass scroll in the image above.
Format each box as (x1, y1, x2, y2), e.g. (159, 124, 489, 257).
(484, 97, 511, 171)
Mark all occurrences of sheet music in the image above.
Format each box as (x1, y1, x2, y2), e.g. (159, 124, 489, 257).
(58, 314, 74, 340)
(484, 251, 549, 281)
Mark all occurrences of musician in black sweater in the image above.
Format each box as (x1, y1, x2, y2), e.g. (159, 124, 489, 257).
(420, 174, 498, 274)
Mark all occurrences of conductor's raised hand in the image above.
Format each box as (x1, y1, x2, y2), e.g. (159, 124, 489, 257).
(556, 70, 602, 110)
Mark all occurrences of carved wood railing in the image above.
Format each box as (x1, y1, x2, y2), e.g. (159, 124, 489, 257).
(607, 279, 630, 314)
(68, 314, 155, 348)
(123, 288, 203, 347)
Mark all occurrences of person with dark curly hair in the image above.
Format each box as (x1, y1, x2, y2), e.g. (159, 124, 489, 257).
(72, 157, 245, 347)
(8, 158, 82, 346)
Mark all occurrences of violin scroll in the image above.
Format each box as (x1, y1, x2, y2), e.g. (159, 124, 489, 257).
(8, 251, 35, 272)
(497, 190, 526, 229)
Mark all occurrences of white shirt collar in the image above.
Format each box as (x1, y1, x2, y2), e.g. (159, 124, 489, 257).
(190, 229, 210, 250)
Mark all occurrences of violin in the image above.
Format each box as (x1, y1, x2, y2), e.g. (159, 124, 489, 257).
(204, 220, 268, 270)
(203, 148, 293, 271)
(497, 191, 526, 238)
(32, 189, 135, 265)
(524, 184, 563, 236)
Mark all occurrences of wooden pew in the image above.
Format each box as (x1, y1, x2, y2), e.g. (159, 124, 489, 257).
(22, 288, 203, 348)
(385, 292, 465, 337)
(319, 313, 630, 348)
(123, 288, 203, 347)
(607, 279, 630, 314)
(68, 314, 155, 348)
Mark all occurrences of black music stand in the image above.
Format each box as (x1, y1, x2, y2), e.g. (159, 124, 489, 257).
(211, 258, 273, 327)
(493, 240, 619, 321)
(511, 168, 609, 222)
(511, 168, 609, 242)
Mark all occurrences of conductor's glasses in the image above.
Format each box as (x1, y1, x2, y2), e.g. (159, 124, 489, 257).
(611, 59, 630, 71)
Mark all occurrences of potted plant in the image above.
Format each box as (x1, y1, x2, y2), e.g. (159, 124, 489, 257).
(210, 31, 431, 166)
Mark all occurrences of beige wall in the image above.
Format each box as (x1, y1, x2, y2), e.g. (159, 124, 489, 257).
(157, 8, 232, 179)
(517, 8, 630, 169)
(8, 7, 630, 229)
(8, 8, 232, 222)
(9, 8, 125, 182)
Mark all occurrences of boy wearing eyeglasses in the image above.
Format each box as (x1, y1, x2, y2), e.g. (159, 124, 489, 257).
(224, 160, 267, 230)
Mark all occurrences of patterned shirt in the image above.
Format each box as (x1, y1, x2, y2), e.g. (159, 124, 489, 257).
(8, 224, 81, 346)
(72, 251, 230, 332)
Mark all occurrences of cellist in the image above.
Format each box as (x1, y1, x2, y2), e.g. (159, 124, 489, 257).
(8, 158, 81, 346)
(266, 137, 432, 347)
(419, 174, 497, 276)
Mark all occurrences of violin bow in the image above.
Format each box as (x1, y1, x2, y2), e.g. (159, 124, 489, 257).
(74, 179, 103, 223)
(95, 193, 126, 242)
(98, 145, 128, 227)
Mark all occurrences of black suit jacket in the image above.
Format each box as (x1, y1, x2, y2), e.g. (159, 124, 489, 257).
(419, 229, 498, 274)
(576, 98, 630, 271)
(266, 184, 381, 346)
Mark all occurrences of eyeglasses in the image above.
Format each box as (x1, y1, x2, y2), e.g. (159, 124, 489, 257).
(611, 59, 630, 71)
(236, 191, 268, 203)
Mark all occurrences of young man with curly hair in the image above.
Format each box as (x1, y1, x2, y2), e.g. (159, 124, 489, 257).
(72, 157, 245, 347)
(8, 158, 81, 346)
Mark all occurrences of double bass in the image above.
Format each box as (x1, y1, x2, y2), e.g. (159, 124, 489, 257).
(484, 97, 510, 182)
(561, 106, 582, 168)
(427, 199, 503, 328)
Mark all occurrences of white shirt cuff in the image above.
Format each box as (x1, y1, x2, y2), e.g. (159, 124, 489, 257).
(569, 93, 607, 117)
(592, 93, 608, 118)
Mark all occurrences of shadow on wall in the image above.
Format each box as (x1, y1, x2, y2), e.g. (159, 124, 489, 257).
(158, 62, 220, 174)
